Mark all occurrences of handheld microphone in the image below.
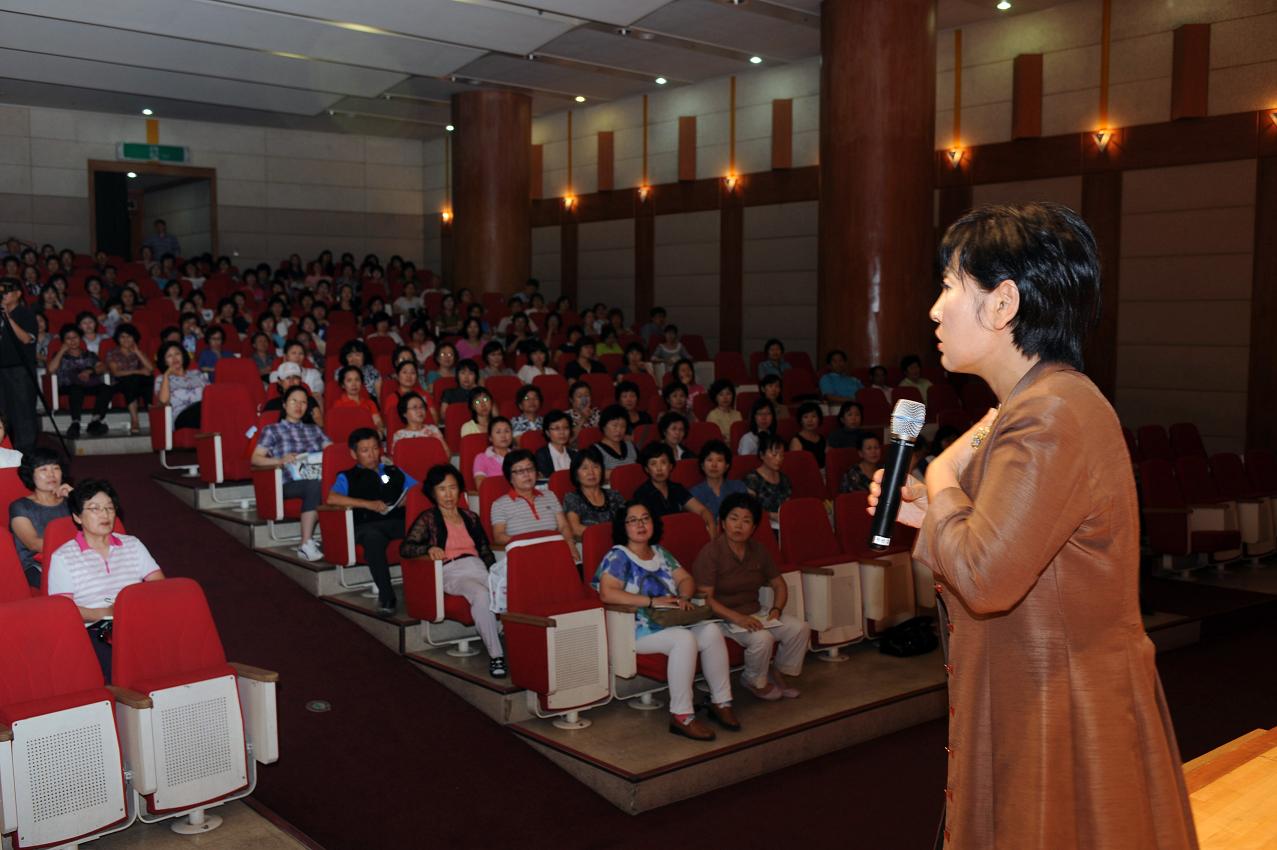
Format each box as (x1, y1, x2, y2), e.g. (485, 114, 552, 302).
(868, 399, 927, 551)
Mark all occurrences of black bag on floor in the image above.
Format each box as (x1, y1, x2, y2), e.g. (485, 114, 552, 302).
(878, 616, 938, 657)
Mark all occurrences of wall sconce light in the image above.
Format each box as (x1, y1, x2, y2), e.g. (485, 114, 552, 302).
(563, 194, 577, 210)
(946, 148, 964, 168)
(440, 209, 452, 223)
(1092, 129, 1113, 151)
(723, 173, 739, 191)
(637, 185, 650, 201)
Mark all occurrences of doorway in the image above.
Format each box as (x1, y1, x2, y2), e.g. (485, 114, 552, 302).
(87, 161, 218, 260)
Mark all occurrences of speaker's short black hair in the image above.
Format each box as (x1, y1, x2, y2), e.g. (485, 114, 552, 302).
(938, 201, 1100, 370)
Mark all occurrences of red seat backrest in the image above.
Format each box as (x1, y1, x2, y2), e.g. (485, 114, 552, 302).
(782, 450, 825, 500)
(729, 453, 761, 480)
(960, 379, 998, 414)
(518, 429, 547, 452)
(729, 420, 749, 451)
(926, 383, 962, 415)
(0, 596, 105, 709)
(1175, 455, 1223, 505)
(735, 391, 759, 416)
(321, 443, 353, 500)
(855, 387, 891, 428)
(507, 539, 587, 612)
(532, 375, 569, 411)
(460, 433, 491, 491)
(0, 469, 29, 520)
(834, 491, 914, 559)
(1137, 425, 1173, 463)
(685, 422, 720, 455)
(444, 403, 472, 441)
(894, 385, 923, 404)
(660, 512, 709, 569)
(577, 427, 602, 449)
(478, 476, 511, 541)
(752, 510, 785, 566)
(1210, 453, 1256, 501)
(112, 578, 229, 692)
(1246, 449, 1277, 493)
(692, 392, 712, 421)
(783, 351, 814, 373)
(682, 334, 710, 361)
(825, 446, 861, 499)
(609, 463, 646, 500)
(200, 382, 257, 479)
(1138, 459, 1186, 510)
(671, 458, 701, 489)
(1169, 422, 1207, 459)
(583, 374, 613, 406)
(487, 376, 522, 409)
(547, 470, 572, 503)
(785, 369, 820, 401)
(779, 497, 840, 565)
(327, 406, 376, 449)
(214, 357, 266, 410)
(581, 523, 613, 587)
(0, 530, 33, 603)
(392, 435, 450, 481)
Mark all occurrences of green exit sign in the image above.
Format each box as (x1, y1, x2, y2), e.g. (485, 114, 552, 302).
(116, 142, 190, 164)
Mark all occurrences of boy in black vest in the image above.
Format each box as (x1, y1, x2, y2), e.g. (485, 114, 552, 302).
(325, 427, 419, 614)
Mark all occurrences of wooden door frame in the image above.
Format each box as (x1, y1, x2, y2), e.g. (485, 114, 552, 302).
(87, 160, 218, 257)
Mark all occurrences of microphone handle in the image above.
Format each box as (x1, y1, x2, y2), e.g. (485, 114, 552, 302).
(867, 437, 915, 551)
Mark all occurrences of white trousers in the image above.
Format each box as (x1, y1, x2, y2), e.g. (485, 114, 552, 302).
(442, 556, 503, 659)
(634, 622, 732, 715)
(722, 613, 808, 689)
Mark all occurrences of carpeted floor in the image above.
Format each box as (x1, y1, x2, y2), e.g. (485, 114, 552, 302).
(73, 454, 1277, 850)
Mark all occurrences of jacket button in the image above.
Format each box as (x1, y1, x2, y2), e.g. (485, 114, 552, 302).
(949, 705, 956, 717)
(947, 622, 955, 633)
(945, 745, 955, 757)
(945, 787, 954, 801)
(944, 663, 954, 676)
(934, 583, 944, 594)
(944, 827, 952, 843)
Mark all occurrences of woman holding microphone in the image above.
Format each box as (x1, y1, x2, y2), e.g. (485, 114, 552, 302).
(869, 203, 1196, 850)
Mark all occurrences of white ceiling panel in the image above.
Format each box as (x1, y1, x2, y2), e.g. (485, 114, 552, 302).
(0, 13, 406, 98)
(636, 0, 819, 62)
(538, 27, 748, 80)
(0, 51, 341, 115)
(330, 96, 451, 123)
(226, 0, 574, 55)
(454, 54, 655, 100)
(522, 0, 672, 26)
(10, 0, 484, 79)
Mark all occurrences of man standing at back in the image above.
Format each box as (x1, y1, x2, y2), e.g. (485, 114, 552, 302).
(325, 428, 418, 615)
(142, 218, 181, 259)
(0, 278, 39, 452)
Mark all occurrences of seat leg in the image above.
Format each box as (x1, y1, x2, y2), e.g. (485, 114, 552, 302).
(816, 646, 849, 663)
(552, 710, 591, 731)
(170, 808, 224, 835)
(628, 691, 664, 711)
(446, 636, 479, 657)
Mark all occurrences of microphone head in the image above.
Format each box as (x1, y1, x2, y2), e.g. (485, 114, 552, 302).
(889, 399, 927, 441)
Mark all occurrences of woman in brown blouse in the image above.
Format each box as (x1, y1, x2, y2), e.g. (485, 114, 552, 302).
(870, 203, 1197, 850)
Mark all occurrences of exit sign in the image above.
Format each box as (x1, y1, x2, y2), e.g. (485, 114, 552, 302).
(116, 142, 190, 164)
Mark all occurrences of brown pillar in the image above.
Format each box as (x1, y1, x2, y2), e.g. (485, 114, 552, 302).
(719, 183, 744, 353)
(1248, 156, 1277, 450)
(818, 0, 936, 369)
(451, 90, 531, 294)
(635, 192, 655, 322)
(1080, 171, 1122, 401)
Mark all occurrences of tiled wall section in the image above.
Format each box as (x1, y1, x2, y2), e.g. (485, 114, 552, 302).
(578, 219, 634, 327)
(971, 176, 1082, 210)
(742, 201, 817, 359)
(653, 210, 720, 355)
(1116, 158, 1256, 454)
(533, 59, 820, 198)
(145, 180, 213, 257)
(0, 103, 441, 270)
(935, 0, 1277, 147)
(530, 225, 561, 302)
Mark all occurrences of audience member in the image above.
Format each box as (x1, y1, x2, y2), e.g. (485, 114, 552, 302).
(757, 338, 790, 380)
(689, 440, 747, 520)
(8, 447, 72, 586)
(276, 339, 325, 395)
(639, 306, 667, 342)
(335, 339, 382, 401)
(479, 341, 514, 380)
(819, 349, 863, 403)
(744, 433, 792, 513)
(389, 391, 447, 455)
(459, 387, 494, 439)
(897, 354, 932, 397)
(672, 359, 704, 399)
(657, 411, 690, 461)
(487, 450, 579, 609)
(440, 359, 479, 420)
(456, 317, 486, 362)
(596, 326, 623, 356)
(511, 386, 543, 438)
(534, 410, 577, 478)
(737, 398, 778, 456)
(263, 363, 323, 427)
(250, 332, 276, 376)
(48, 479, 165, 679)
(840, 432, 883, 492)
(616, 380, 652, 433)
(426, 342, 458, 389)
(387, 359, 437, 423)
(251, 385, 330, 561)
(105, 323, 154, 435)
(827, 401, 869, 449)
(0, 414, 21, 467)
(77, 312, 104, 354)
(401, 464, 506, 677)
(154, 341, 208, 431)
(516, 342, 556, 383)
(759, 374, 790, 420)
(789, 401, 827, 468)
(616, 341, 655, 381)
(326, 427, 417, 614)
(651, 324, 690, 367)
(563, 447, 626, 539)
(634, 443, 715, 536)
(706, 379, 742, 441)
(197, 326, 234, 379)
(564, 337, 607, 380)
(868, 364, 892, 402)
(48, 324, 111, 437)
(142, 218, 180, 257)
(693, 492, 806, 700)
(594, 502, 736, 741)
(567, 380, 600, 438)
(405, 320, 435, 365)
(661, 382, 695, 423)
(333, 365, 386, 435)
(473, 417, 514, 486)
(595, 405, 638, 480)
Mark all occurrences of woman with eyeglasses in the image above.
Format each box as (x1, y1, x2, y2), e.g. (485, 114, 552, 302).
(47, 479, 164, 680)
(594, 501, 737, 741)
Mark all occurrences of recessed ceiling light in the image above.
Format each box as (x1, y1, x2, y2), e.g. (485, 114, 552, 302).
(655, 77, 667, 85)
(616, 27, 629, 36)
(445, 124, 454, 132)
(574, 95, 586, 103)
(996, 0, 1011, 9)
(126, 171, 137, 179)
(141, 108, 153, 116)
(749, 56, 763, 64)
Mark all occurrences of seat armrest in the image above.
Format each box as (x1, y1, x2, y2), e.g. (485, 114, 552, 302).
(317, 505, 347, 513)
(0, 726, 13, 835)
(603, 603, 639, 614)
(230, 661, 279, 683)
(603, 608, 638, 678)
(317, 505, 355, 566)
(859, 558, 893, 568)
(801, 566, 835, 576)
(193, 431, 218, 440)
(107, 686, 153, 709)
(502, 612, 557, 628)
(0, 722, 10, 742)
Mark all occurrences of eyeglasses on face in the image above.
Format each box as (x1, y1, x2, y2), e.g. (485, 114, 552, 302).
(83, 503, 117, 515)
(510, 466, 537, 476)
(625, 514, 652, 526)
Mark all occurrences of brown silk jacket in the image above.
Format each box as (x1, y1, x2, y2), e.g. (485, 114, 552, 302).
(913, 361, 1198, 850)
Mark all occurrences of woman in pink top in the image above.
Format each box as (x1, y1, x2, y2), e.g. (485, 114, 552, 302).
(473, 416, 514, 487)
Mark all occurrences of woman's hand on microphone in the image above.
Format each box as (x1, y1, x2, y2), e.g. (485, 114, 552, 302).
(867, 468, 928, 528)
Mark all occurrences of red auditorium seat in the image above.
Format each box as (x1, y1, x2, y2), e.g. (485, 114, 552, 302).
(0, 595, 134, 848)
(459, 433, 490, 492)
(784, 369, 820, 402)
(0, 468, 28, 518)
(213, 357, 266, 411)
(503, 538, 610, 728)
(671, 457, 701, 489)
(327, 406, 377, 449)
(533, 375, 569, 411)
(608, 464, 646, 499)
(834, 491, 922, 633)
(659, 512, 710, 569)
(582, 374, 614, 407)
(547, 469, 572, 504)
(111, 579, 279, 830)
(855, 387, 891, 428)
(685, 421, 720, 454)
(477, 475, 510, 542)
(1244, 449, 1277, 496)
(581, 523, 612, 585)
(779, 497, 865, 658)
(443, 403, 472, 443)
(0, 532, 34, 602)
(681, 334, 710, 361)
(729, 453, 761, 480)
(577, 426, 602, 449)
(893, 385, 923, 405)
(517, 429, 547, 453)
(1210, 453, 1275, 557)
(734, 390, 759, 415)
(194, 383, 258, 505)
(691, 392, 712, 421)
(782, 449, 824, 499)
(713, 352, 749, 386)
(486, 375, 522, 410)
(728, 420, 749, 450)
(1136, 425, 1173, 462)
(960, 379, 997, 415)
(392, 435, 450, 481)
(1139, 459, 1241, 570)
(825, 446, 860, 499)
(925, 383, 962, 422)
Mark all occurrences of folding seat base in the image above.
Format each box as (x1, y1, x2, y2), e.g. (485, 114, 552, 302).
(169, 808, 224, 835)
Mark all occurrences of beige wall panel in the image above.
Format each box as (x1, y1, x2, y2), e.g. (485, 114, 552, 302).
(744, 200, 818, 237)
(0, 164, 32, 196)
(366, 189, 424, 216)
(1117, 344, 1248, 392)
(218, 205, 267, 233)
(31, 195, 86, 226)
(0, 140, 30, 167)
(1212, 11, 1277, 67)
(972, 175, 1083, 209)
(1115, 387, 1246, 452)
(265, 183, 365, 213)
(265, 128, 364, 162)
(1120, 254, 1254, 302)
(34, 223, 88, 251)
(366, 212, 425, 241)
(364, 238, 421, 261)
(27, 108, 76, 141)
(1108, 77, 1172, 128)
(217, 179, 267, 208)
(30, 139, 113, 170)
(29, 167, 81, 198)
(0, 105, 31, 137)
(742, 201, 817, 357)
(1209, 61, 1277, 115)
(1116, 300, 1250, 346)
(265, 208, 363, 238)
(793, 130, 819, 167)
(653, 210, 718, 350)
(220, 230, 267, 262)
(266, 156, 365, 188)
(1122, 160, 1256, 214)
(365, 136, 423, 167)
(0, 192, 32, 222)
(1040, 88, 1098, 138)
(792, 94, 819, 134)
(159, 120, 266, 156)
(736, 59, 819, 107)
(364, 164, 423, 191)
(945, 1, 1098, 68)
(192, 151, 266, 182)
(1121, 207, 1254, 257)
(963, 60, 1014, 106)
(530, 225, 561, 301)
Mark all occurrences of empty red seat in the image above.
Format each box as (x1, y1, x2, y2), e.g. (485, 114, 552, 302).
(609, 463, 646, 500)
(1139, 459, 1241, 568)
(713, 352, 749, 386)
(782, 450, 824, 500)
(1137, 425, 1173, 463)
(1168, 422, 1207, 459)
